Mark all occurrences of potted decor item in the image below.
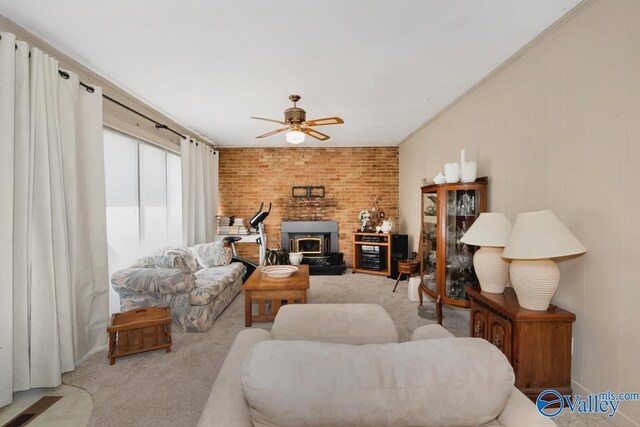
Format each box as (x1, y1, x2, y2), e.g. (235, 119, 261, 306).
(460, 148, 477, 183)
(265, 248, 289, 265)
(381, 220, 393, 233)
(444, 162, 460, 183)
(289, 252, 303, 265)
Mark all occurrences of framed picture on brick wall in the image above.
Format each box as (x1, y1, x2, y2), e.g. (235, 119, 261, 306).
(292, 186, 325, 198)
(292, 186, 309, 198)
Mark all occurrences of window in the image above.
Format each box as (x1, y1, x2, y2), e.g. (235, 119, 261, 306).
(104, 128, 182, 313)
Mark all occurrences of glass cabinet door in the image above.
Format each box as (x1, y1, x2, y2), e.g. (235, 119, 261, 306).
(444, 189, 480, 301)
(422, 192, 438, 294)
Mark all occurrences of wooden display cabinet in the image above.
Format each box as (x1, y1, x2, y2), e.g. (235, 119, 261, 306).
(467, 287, 576, 401)
(418, 177, 487, 308)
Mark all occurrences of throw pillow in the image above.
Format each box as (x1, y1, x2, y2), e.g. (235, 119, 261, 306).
(192, 241, 232, 268)
(132, 255, 190, 270)
(153, 247, 199, 271)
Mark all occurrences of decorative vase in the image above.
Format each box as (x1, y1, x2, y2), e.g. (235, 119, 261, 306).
(460, 149, 477, 183)
(381, 220, 393, 233)
(433, 172, 445, 185)
(509, 259, 560, 310)
(444, 162, 460, 183)
(289, 252, 303, 266)
(473, 247, 510, 293)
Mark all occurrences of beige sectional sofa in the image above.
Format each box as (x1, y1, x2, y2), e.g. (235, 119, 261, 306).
(197, 304, 555, 426)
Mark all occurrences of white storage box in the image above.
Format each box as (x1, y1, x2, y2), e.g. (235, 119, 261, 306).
(407, 276, 422, 302)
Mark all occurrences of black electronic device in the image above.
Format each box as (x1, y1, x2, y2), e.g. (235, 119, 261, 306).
(390, 234, 409, 278)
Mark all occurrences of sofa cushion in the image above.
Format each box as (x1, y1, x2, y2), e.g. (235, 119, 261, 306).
(197, 329, 272, 427)
(192, 241, 232, 268)
(153, 247, 199, 271)
(411, 324, 456, 341)
(271, 303, 399, 344)
(242, 338, 514, 427)
(111, 268, 194, 295)
(497, 388, 558, 427)
(131, 255, 190, 270)
(191, 262, 245, 305)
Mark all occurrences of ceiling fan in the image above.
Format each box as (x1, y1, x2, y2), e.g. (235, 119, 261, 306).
(251, 95, 344, 144)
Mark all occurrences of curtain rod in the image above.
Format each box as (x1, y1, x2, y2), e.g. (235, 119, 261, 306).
(57, 70, 217, 151)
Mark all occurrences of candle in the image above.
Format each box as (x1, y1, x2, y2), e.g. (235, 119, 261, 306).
(460, 148, 466, 164)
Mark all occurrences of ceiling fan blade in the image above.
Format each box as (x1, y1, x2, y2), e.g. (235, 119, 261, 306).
(250, 116, 287, 125)
(304, 117, 344, 127)
(302, 127, 330, 141)
(256, 127, 290, 138)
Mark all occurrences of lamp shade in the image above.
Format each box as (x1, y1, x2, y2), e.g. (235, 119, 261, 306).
(502, 210, 586, 259)
(286, 131, 305, 144)
(460, 213, 512, 247)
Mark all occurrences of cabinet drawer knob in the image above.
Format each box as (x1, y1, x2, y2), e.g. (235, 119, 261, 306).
(474, 324, 482, 333)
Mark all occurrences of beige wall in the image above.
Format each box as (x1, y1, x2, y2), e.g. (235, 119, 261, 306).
(399, 0, 639, 425)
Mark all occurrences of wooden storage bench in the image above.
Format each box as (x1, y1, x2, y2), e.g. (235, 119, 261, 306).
(107, 306, 172, 365)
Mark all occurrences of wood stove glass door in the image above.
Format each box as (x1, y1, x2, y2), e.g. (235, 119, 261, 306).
(296, 237, 323, 255)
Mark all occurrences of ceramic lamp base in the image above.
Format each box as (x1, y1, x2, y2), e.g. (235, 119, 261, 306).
(510, 259, 560, 311)
(473, 247, 510, 293)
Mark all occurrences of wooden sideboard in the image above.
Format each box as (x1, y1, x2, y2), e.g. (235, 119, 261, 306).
(466, 287, 576, 401)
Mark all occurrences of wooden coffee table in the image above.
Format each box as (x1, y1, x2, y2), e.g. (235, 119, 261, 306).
(243, 264, 310, 326)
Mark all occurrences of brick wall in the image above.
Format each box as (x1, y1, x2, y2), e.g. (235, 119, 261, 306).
(218, 147, 399, 266)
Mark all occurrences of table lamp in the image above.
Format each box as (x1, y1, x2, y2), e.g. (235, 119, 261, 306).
(460, 213, 512, 293)
(502, 210, 586, 311)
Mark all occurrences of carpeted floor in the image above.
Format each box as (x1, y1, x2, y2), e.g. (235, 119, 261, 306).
(63, 272, 615, 427)
(63, 272, 465, 427)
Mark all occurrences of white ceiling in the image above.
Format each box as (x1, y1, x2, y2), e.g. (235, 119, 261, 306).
(0, 0, 581, 147)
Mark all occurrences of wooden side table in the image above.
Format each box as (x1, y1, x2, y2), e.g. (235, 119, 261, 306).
(107, 306, 172, 365)
(392, 259, 420, 293)
(467, 287, 575, 401)
(242, 265, 310, 327)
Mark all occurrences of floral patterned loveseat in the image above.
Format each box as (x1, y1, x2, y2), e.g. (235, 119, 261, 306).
(111, 242, 245, 332)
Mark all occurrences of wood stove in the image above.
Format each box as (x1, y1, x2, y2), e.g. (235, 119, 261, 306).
(281, 221, 346, 275)
(290, 234, 331, 256)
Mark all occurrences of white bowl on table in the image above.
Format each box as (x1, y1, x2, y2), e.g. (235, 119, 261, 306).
(262, 265, 298, 279)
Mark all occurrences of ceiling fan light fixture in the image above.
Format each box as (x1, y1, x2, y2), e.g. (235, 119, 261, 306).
(286, 130, 305, 144)
(252, 95, 343, 143)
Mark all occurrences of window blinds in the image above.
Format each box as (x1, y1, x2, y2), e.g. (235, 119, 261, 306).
(103, 128, 182, 313)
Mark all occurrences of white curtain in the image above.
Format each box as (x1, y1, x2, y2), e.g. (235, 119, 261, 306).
(181, 137, 218, 245)
(0, 32, 108, 407)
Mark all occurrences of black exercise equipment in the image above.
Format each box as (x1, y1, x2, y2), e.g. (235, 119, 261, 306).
(221, 203, 271, 282)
